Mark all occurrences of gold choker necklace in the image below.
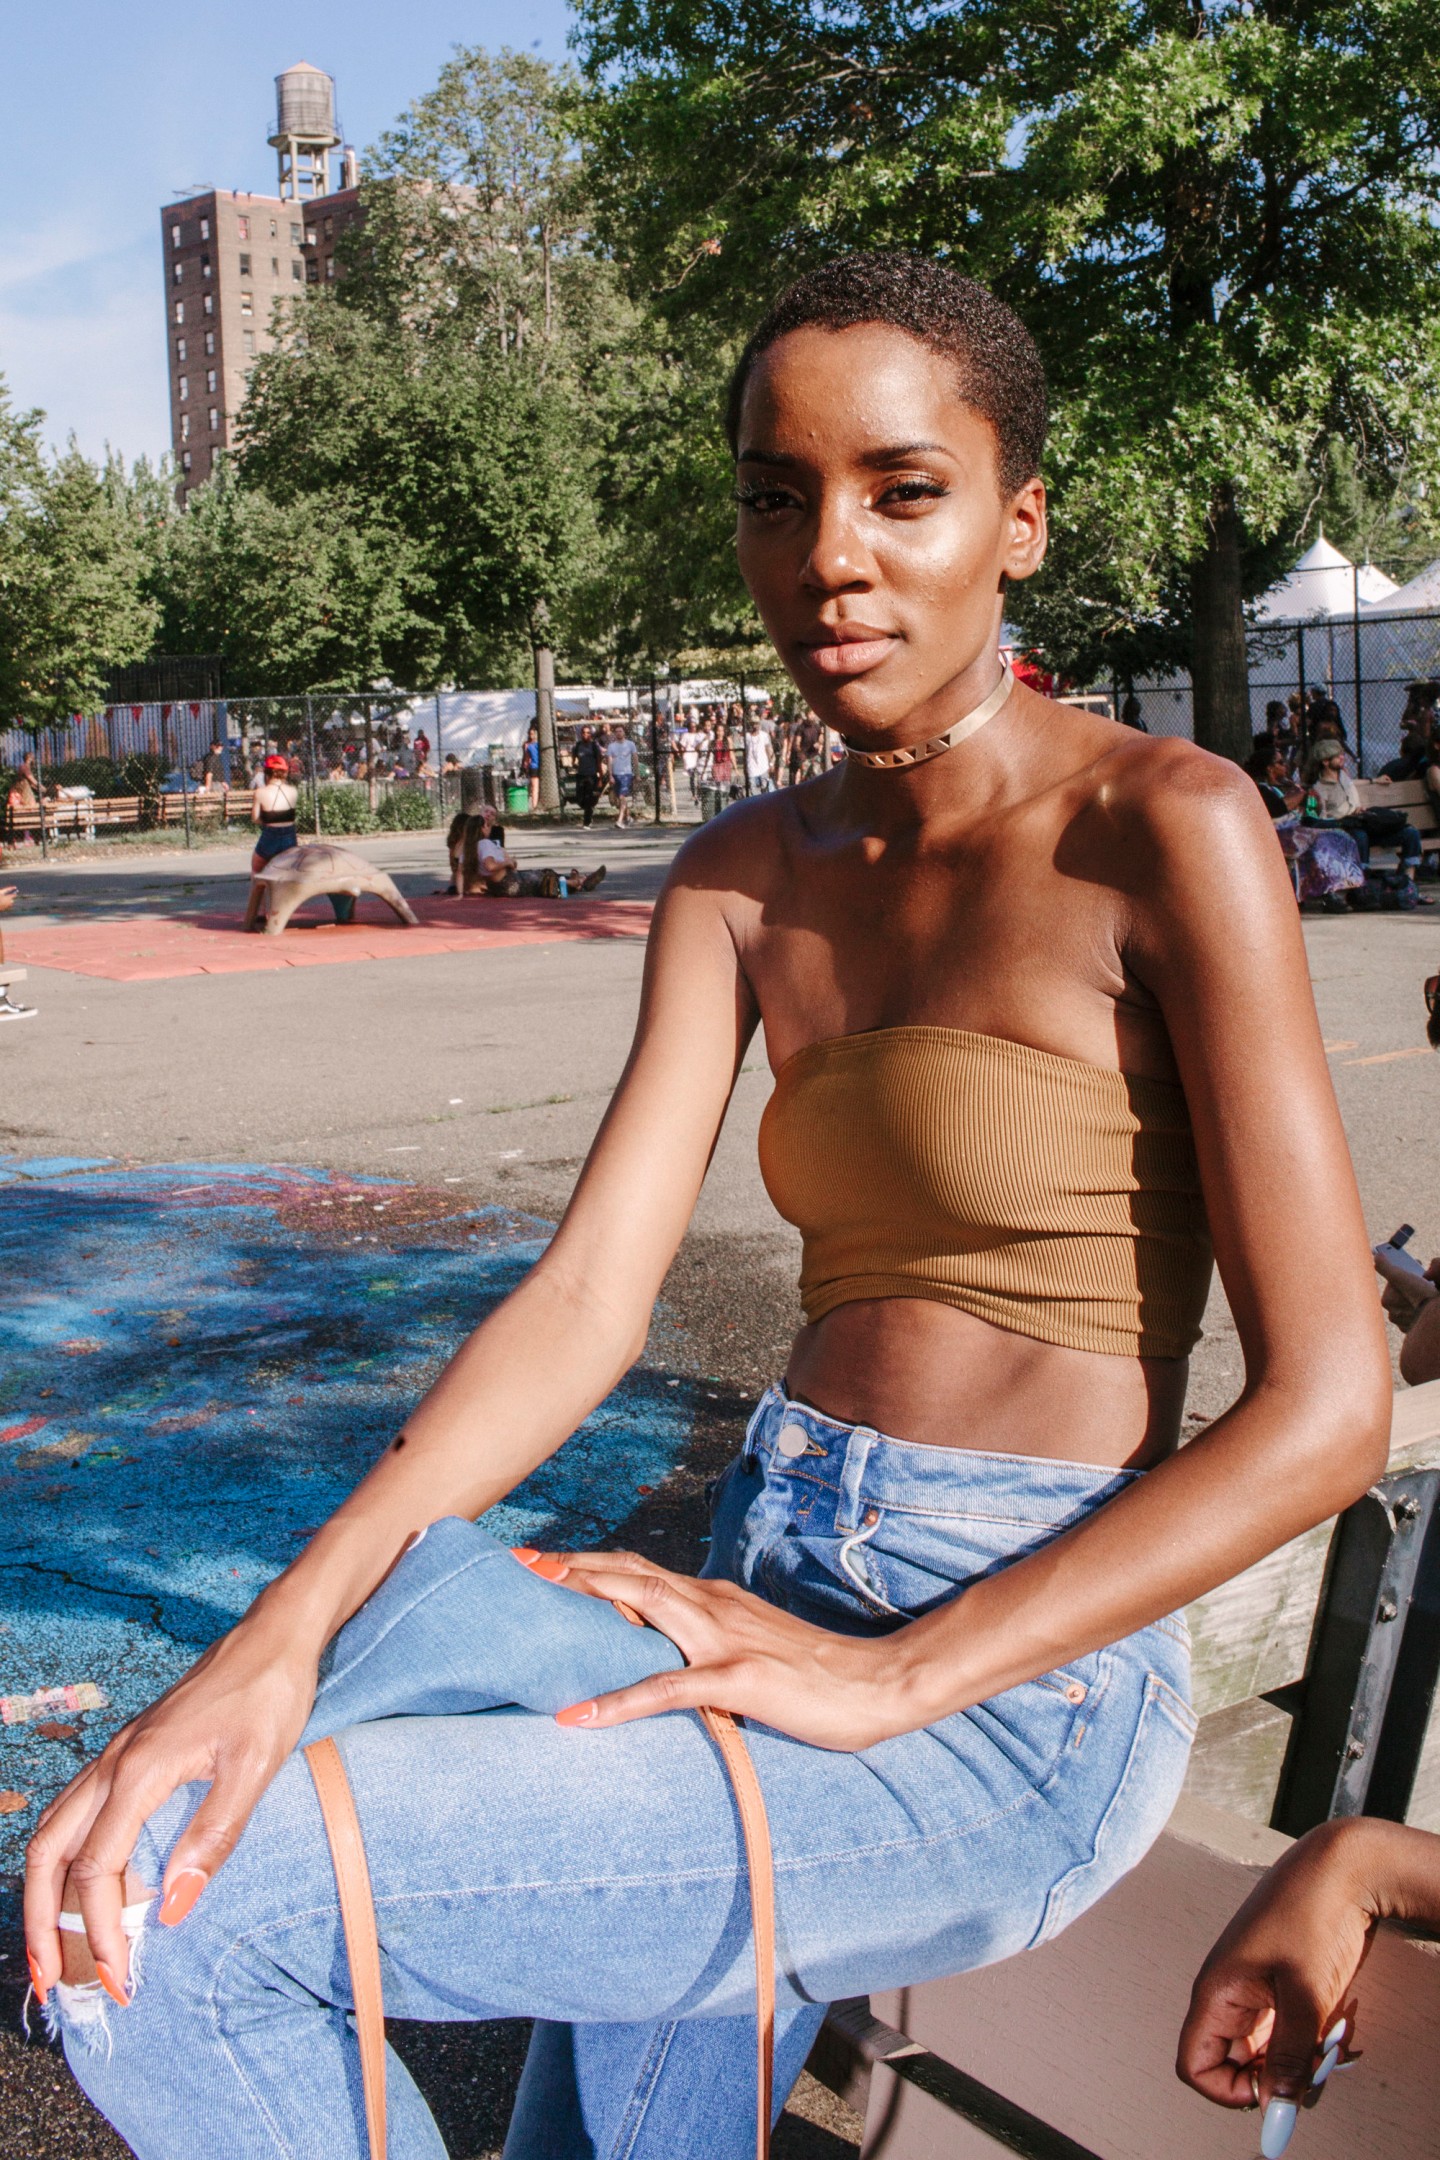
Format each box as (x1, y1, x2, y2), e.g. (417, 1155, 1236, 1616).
(843, 661, 1016, 770)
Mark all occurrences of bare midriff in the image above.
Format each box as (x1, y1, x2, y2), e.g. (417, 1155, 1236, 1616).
(784, 1297, 1188, 1471)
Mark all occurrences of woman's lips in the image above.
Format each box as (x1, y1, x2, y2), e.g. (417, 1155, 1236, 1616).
(800, 635, 896, 677)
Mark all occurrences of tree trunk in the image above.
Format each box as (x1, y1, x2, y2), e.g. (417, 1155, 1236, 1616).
(533, 618, 561, 811)
(1189, 485, 1252, 762)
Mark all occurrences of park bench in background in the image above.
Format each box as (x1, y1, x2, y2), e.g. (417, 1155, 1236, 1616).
(809, 1378, 1440, 2156)
(1354, 776, 1440, 865)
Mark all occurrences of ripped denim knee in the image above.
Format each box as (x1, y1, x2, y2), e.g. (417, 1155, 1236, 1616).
(42, 1895, 157, 2055)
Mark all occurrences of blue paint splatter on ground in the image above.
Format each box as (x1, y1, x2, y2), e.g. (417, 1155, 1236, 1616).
(0, 1163, 693, 1900)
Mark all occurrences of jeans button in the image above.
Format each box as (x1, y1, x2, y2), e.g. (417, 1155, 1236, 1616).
(775, 1424, 809, 1459)
(1065, 1681, 1087, 1705)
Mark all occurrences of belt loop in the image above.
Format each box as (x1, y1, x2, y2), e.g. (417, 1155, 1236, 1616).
(741, 1387, 778, 1467)
(836, 1428, 876, 1533)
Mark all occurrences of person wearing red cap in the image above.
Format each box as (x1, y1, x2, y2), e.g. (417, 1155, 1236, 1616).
(250, 756, 299, 876)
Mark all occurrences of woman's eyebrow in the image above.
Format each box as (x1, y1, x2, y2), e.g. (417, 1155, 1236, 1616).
(736, 442, 951, 466)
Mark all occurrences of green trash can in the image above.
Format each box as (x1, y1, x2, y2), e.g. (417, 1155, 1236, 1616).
(505, 783, 529, 816)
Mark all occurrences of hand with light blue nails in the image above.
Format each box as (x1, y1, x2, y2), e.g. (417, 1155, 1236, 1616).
(1178, 1815, 1440, 2150)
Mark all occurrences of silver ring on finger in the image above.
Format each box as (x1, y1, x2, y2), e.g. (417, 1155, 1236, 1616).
(1246, 2064, 1262, 2111)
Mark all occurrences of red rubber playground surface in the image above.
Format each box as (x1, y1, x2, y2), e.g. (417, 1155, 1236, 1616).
(6, 894, 655, 982)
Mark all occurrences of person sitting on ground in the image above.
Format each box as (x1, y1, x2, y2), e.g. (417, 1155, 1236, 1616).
(443, 812, 606, 899)
(249, 755, 299, 875)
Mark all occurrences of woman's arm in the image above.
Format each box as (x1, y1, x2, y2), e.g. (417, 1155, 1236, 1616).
(550, 752, 1390, 1740)
(1178, 1816, 1440, 2118)
(25, 840, 757, 1991)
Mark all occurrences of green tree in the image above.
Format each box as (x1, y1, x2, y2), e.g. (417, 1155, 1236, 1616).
(576, 0, 1440, 758)
(0, 380, 159, 728)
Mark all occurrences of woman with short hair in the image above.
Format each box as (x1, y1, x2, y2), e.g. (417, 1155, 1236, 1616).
(31, 253, 1389, 2160)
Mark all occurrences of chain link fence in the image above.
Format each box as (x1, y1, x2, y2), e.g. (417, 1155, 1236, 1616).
(1129, 607, 1440, 773)
(2, 685, 808, 853)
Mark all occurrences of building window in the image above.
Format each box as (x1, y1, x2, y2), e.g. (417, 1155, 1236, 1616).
(292, 259, 303, 282)
(243, 330, 255, 356)
(174, 300, 184, 324)
(204, 330, 215, 355)
(290, 222, 301, 244)
(178, 375, 189, 400)
(269, 218, 278, 239)
(180, 413, 190, 440)
(271, 256, 280, 278)
(201, 255, 212, 279)
(325, 256, 336, 279)
(324, 216, 334, 240)
(306, 262, 319, 283)
(236, 215, 250, 241)
(172, 261, 183, 282)
(238, 254, 251, 276)
(203, 293, 213, 315)
(209, 408, 220, 433)
(200, 217, 210, 240)
(240, 293, 253, 316)
(182, 450, 192, 472)
(176, 337, 187, 361)
(207, 369, 217, 393)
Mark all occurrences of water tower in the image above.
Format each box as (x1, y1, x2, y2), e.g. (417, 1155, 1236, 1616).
(269, 63, 340, 201)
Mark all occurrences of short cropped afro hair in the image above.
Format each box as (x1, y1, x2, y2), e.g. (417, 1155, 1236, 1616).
(725, 252, 1047, 499)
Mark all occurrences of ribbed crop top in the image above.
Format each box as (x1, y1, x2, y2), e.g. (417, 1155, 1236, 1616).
(757, 1025, 1212, 1360)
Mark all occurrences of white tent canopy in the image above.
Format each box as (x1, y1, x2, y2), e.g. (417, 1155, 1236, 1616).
(1253, 533, 1399, 623)
(1365, 557, 1440, 615)
(401, 686, 633, 760)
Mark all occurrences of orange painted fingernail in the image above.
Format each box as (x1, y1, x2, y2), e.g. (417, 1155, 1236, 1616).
(531, 1554, 570, 1582)
(510, 1547, 540, 1565)
(555, 1700, 598, 1726)
(94, 1959, 130, 2008)
(159, 1869, 208, 1927)
(27, 1949, 47, 2002)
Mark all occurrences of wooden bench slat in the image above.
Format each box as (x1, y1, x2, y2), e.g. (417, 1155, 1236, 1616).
(1186, 1377, 1440, 1717)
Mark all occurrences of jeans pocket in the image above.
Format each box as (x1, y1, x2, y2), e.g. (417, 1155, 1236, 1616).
(1028, 1667, 1195, 1949)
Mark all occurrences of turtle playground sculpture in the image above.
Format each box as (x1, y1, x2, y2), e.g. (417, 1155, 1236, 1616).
(243, 843, 420, 936)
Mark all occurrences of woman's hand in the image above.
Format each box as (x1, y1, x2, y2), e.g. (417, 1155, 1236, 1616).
(1178, 1819, 1386, 2126)
(24, 1621, 319, 2005)
(515, 1548, 925, 1750)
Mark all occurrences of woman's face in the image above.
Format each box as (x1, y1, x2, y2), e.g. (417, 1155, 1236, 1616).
(734, 323, 1047, 738)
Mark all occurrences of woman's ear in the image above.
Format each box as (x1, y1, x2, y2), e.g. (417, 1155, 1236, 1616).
(1003, 477, 1048, 585)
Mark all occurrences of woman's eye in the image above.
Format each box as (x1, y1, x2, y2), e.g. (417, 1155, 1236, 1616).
(734, 487, 799, 516)
(879, 478, 948, 508)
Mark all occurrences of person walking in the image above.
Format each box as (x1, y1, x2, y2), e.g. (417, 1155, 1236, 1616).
(523, 725, 542, 812)
(572, 724, 606, 828)
(745, 714, 774, 792)
(606, 725, 638, 828)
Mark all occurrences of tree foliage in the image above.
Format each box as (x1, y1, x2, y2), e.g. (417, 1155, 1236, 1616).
(575, 0, 1440, 751)
(0, 380, 160, 727)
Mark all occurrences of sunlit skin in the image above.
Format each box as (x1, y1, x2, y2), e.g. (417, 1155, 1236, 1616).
(30, 329, 1389, 2124)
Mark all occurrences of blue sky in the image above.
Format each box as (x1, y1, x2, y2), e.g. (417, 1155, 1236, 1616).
(1, 2, 574, 466)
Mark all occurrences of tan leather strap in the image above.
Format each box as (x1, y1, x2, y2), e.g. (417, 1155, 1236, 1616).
(305, 1614, 776, 2160)
(699, 1705, 775, 2160)
(305, 1736, 388, 2160)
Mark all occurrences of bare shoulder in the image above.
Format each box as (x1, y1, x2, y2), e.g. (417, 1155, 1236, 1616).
(1066, 720, 1274, 870)
(663, 788, 795, 901)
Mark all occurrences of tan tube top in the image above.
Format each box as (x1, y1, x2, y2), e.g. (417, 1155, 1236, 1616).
(758, 1025, 1212, 1359)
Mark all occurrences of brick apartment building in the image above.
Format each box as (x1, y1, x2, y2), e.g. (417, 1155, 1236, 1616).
(161, 64, 362, 497)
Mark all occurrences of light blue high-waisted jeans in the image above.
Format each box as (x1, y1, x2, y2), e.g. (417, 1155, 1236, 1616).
(56, 1385, 1195, 2158)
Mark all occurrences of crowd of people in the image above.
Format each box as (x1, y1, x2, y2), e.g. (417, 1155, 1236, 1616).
(1243, 682, 1439, 909)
